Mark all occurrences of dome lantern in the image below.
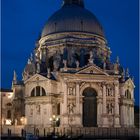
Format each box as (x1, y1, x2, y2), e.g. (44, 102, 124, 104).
(62, 0, 84, 8)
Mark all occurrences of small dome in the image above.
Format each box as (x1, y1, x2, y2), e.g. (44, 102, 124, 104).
(41, 2, 104, 37)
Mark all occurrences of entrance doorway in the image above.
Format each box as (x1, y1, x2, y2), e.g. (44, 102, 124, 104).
(83, 88, 97, 127)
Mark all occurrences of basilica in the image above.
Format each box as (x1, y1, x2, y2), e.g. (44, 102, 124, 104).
(1, 0, 135, 132)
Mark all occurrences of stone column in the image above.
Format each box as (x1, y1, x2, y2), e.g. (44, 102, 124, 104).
(120, 86, 126, 127)
(47, 103, 53, 126)
(25, 103, 29, 125)
(129, 105, 132, 126)
(75, 82, 82, 127)
(131, 105, 134, 127)
(114, 82, 121, 127)
(61, 81, 68, 127)
(97, 94, 102, 127)
(35, 87, 36, 96)
(63, 83, 68, 114)
(102, 82, 108, 127)
(120, 104, 125, 126)
(76, 82, 80, 113)
(40, 87, 42, 96)
(125, 105, 128, 127)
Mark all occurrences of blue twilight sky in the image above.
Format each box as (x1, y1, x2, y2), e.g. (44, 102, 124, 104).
(1, 0, 139, 105)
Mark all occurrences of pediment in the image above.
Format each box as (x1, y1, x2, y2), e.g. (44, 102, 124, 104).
(76, 65, 109, 76)
(24, 73, 48, 84)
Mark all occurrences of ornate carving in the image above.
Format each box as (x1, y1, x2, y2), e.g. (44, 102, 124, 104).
(106, 103, 114, 115)
(106, 85, 114, 96)
(68, 87, 74, 95)
(36, 105, 41, 114)
(30, 108, 33, 116)
(68, 115, 75, 124)
(101, 81, 107, 86)
(113, 82, 119, 87)
(67, 103, 76, 114)
(80, 82, 86, 89)
(67, 82, 75, 88)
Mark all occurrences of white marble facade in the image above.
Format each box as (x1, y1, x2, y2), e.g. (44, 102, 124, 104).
(9, 0, 135, 129)
(24, 67, 135, 128)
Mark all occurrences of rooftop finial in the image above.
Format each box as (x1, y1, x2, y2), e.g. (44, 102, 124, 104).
(30, 53, 33, 62)
(126, 68, 130, 78)
(116, 56, 119, 64)
(63, 0, 84, 8)
(13, 70, 17, 84)
(28, 59, 31, 64)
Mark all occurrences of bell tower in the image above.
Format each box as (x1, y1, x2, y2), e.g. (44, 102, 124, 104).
(63, 0, 84, 7)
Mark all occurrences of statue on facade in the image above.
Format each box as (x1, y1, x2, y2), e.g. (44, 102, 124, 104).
(47, 68, 51, 78)
(69, 88, 73, 95)
(76, 60, 80, 68)
(36, 105, 40, 114)
(107, 103, 114, 114)
(126, 68, 130, 78)
(36, 62, 40, 73)
(63, 59, 67, 71)
(30, 53, 33, 62)
(67, 47, 76, 66)
(53, 51, 61, 71)
(88, 51, 94, 64)
(68, 103, 75, 114)
(30, 109, 33, 116)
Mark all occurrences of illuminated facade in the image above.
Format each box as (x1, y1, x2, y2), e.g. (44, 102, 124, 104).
(1, 0, 135, 131)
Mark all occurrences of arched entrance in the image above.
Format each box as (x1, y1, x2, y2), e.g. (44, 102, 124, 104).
(83, 88, 97, 127)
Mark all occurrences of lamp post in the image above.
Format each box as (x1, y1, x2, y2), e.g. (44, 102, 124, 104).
(49, 115, 59, 136)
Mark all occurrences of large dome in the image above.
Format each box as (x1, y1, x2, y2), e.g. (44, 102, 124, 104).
(41, 1, 105, 38)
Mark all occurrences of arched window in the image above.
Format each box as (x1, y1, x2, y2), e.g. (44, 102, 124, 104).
(57, 103, 60, 115)
(7, 110, 11, 119)
(125, 89, 131, 99)
(31, 86, 46, 97)
(36, 86, 40, 96)
(31, 89, 35, 97)
(42, 88, 46, 96)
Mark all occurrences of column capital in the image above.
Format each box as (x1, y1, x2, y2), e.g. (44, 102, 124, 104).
(97, 95, 102, 99)
(63, 78, 69, 84)
(114, 114, 120, 118)
(75, 81, 81, 85)
(113, 82, 119, 87)
(97, 97, 102, 104)
(101, 81, 107, 86)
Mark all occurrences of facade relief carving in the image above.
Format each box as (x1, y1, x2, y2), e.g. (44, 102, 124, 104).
(67, 103, 76, 114)
(30, 108, 33, 116)
(36, 105, 41, 114)
(106, 103, 114, 115)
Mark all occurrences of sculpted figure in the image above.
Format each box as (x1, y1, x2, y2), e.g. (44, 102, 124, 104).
(53, 51, 61, 70)
(68, 103, 75, 114)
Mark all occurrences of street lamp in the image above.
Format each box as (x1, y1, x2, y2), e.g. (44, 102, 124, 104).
(49, 115, 59, 135)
